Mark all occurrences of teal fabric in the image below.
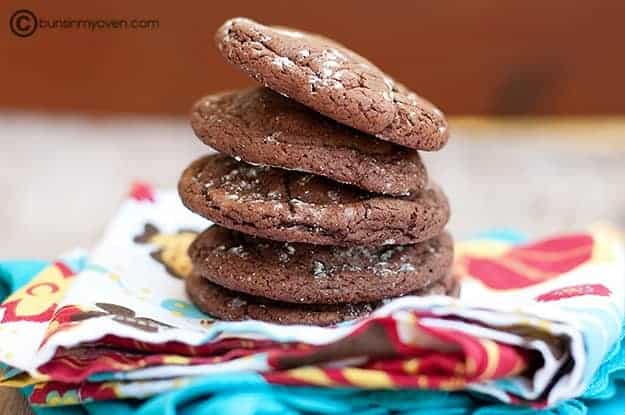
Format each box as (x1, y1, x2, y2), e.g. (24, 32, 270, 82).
(0, 260, 47, 298)
(1, 259, 623, 415)
(586, 382, 625, 414)
(140, 373, 475, 415)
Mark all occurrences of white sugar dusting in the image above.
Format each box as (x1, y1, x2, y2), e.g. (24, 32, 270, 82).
(320, 60, 339, 78)
(273, 28, 304, 38)
(344, 303, 373, 320)
(290, 198, 310, 208)
(373, 262, 393, 277)
(379, 246, 404, 262)
(228, 245, 249, 258)
(229, 297, 247, 308)
(278, 252, 290, 263)
(311, 260, 328, 278)
(309, 74, 345, 91)
(284, 243, 296, 255)
(267, 190, 282, 200)
(324, 48, 345, 61)
(245, 167, 260, 178)
(218, 164, 272, 199)
(272, 56, 295, 70)
(298, 175, 313, 186)
(278, 242, 296, 264)
(334, 69, 353, 81)
(223, 169, 240, 181)
(383, 77, 395, 102)
(319, 245, 418, 278)
(383, 77, 394, 90)
(327, 190, 340, 202)
(263, 131, 282, 143)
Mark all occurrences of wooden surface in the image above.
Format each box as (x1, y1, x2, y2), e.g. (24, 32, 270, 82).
(0, 116, 624, 413)
(0, 389, 31, 415)
(2, 1, 625, 116)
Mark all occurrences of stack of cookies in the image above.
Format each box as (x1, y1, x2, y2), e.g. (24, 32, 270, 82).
(179, 18, 456, 326)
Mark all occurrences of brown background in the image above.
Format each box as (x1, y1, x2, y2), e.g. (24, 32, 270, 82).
(2, 1, 625, 117)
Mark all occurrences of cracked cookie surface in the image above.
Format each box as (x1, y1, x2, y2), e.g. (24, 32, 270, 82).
(186, 270, 458, 326)
(215, 17, 449, 151)
(191, 88, 428, 195)
(178, 154, 450, 246)
(189, 225, 453, 304)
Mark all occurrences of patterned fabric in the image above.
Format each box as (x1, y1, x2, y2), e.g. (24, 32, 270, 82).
(0, 186, 623, 410)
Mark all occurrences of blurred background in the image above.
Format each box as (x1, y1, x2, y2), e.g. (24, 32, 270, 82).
(2, 1, 625, 115)
(1, 1, 625, 259)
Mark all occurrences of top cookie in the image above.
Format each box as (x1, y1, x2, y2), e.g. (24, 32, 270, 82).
(215, 17, 449, 151)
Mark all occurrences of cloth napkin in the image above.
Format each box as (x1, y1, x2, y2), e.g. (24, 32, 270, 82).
(5, 269, 625, 415)
(0, 184, 623, 412)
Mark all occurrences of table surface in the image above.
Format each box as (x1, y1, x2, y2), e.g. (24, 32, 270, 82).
(1, 115, 625, 413)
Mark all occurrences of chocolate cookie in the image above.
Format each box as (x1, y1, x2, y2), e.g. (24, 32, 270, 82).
(178, 155, 450, 246)
(215, 18, 448, 151)
(191, 88, 428, 196)
(189, 225, 454, 304)
(186, 271, 458, 326)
